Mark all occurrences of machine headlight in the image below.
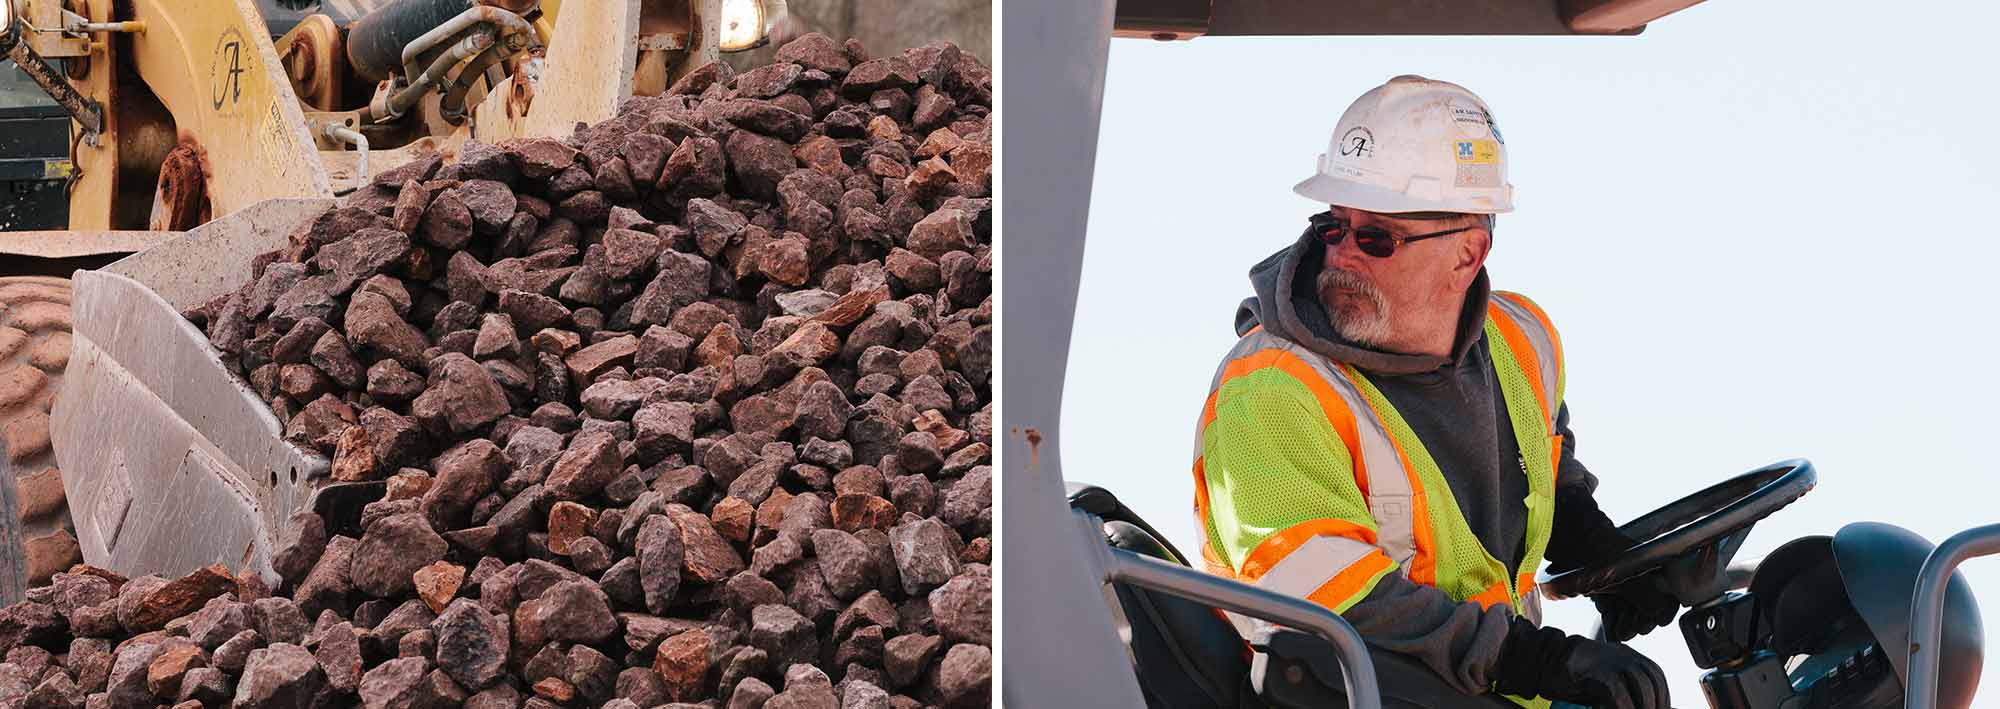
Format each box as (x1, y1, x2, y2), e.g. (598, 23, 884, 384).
(0, 0, 16, 54)
(717, 0, 768, 53)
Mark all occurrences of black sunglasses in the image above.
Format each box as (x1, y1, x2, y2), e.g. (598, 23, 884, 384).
(1306, 211, 1479, 258)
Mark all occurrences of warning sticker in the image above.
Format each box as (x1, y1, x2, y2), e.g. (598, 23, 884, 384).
(1453, 139, 1499, 164)
(42, 160, 73, 180)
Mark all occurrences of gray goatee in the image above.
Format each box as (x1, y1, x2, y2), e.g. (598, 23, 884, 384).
(1318, 268, 1391, 347)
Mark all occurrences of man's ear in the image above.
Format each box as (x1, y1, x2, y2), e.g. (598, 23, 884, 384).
(1453, 227, 1492, 289)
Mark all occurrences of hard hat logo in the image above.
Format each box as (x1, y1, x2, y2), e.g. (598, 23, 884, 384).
(1339, 127, 1375, 158)
(1454, 139, 1503, 189)
(1293, 76, 1515, 215)
(1454, 140, 1498, 164)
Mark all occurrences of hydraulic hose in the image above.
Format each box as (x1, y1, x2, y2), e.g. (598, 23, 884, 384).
(379, 29, 494, 121)
(398, 6, 535, 81)
(439, 33, 524, 124)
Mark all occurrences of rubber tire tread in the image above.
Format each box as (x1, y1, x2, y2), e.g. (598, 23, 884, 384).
(0, 276, 81, 603)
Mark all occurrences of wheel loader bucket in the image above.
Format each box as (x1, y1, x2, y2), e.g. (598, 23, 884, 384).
(51, 198, 342, 587)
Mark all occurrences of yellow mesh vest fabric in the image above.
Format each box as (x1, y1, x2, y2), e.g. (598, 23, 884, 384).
(1201, 367, 1380, 572)
(1485, 318, 1557, 587)
(1484, 314, 1562, 709)
(1343, 366, 1517, 603)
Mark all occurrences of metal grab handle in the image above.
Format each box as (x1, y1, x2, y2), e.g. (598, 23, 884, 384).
(1906, 523, 2000, 709)
(1079, 511, 1383, 709)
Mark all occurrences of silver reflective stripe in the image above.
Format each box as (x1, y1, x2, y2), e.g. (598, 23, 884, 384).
(1230, 534, 1378, 638)
(1200, 331, 1420, 576)
(1256, 535, 1377, 596)
(1490, 294, 1561, 424)
(1518, 586, 1544, 626)
(1319, 365, 1417, 574)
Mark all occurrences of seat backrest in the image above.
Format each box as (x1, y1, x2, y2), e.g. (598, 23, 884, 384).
(1068, 482, 1193, 565)
(1104, 521, 1259, 709)
(1069, 482, 1256, 708)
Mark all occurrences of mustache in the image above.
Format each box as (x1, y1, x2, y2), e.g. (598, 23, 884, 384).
(1318, 268, 1384, 306)
(1318, 267, 1391, 346)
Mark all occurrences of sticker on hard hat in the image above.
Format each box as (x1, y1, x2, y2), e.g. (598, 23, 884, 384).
(1452, 105, 1504, 143)
(1453, 140, 1499, 164)
(1339, 127, 1375, 159)
(1453, 139, 1502, 188)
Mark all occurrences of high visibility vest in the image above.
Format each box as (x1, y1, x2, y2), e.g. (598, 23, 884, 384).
(1193, 291, 1563, 702)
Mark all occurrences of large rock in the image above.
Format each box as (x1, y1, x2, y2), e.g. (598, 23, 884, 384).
(410, 353, 510, 436)
(352, 513, 448, 598)
(928, 575, 990, 646)
(122, 565, 236, 632)
(233, 643, 326, 709)
(635, 515, 684, 615)
(358, 657, 430, 709)
(667, 505, 743, 584)
(517, 581, 615, 645)
(935, 643, 991, 706)
(433, 599, 509, 691)
(889, 518, 960, 596)
(651, 627, 709, 703)
(423, 440, 505, 531)
(749, 604, 815, 666)
(545, 430, 622, 502)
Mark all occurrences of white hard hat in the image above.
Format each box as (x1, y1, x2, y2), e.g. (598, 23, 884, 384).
(1294, 75, 1515, 215)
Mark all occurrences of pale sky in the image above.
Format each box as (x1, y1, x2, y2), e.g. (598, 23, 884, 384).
(1061, 1, 2000, 701)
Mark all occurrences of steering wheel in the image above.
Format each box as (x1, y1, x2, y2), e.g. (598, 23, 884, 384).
(1538, 459, 1816, 601)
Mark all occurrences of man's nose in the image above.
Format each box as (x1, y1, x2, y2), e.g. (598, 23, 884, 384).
(1326, 233, 1371, 272)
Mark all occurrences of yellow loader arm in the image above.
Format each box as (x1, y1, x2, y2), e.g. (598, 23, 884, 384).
(67, 0, 331, 232)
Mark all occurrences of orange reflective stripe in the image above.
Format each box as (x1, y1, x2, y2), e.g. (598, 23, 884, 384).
(1517, 572, 1537, 596)
(1208, 349, 1369, 497)
(1306, 550, 1396, 611)
(1495, 292, 1563, 372)
(1486, 301, 1549, 421)
(1192, 457, 1212, 530)
(1239, 519, 1379, 582)
(1549, 433, 1564, 484)
(1191, 457, 1218, 566)
(1468, 580, 1514, 611)
(1202, 539, 1236, 579)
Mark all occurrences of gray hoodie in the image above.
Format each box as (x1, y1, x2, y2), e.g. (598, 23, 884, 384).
(1234, 230, 1613, 695)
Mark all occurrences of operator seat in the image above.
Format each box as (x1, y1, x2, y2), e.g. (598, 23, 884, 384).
(1068, 483, 1518, 708)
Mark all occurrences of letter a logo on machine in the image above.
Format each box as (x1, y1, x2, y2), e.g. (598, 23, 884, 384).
(209, 27, 258, 118)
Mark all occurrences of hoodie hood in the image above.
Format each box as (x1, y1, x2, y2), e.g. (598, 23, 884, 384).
(1236, 230, 1491, 375)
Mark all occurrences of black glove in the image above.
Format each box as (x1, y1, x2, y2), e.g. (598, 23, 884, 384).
(1494, 617, 1670, 709)
(1543, 489, 1680, 642)
(1591, 571, 1681, 642)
